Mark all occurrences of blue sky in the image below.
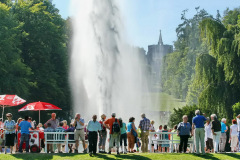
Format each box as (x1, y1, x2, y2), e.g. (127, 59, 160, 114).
(52, 0, 239, 50)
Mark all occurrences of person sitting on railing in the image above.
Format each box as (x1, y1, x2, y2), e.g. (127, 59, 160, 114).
(177, 115, 192, 153)
(161, 125, 170, 153)
(66, 123, 75, 153)
(56, 122, 65, 153)
(156, 125, 163, 152)
(44, 123, 55, 153)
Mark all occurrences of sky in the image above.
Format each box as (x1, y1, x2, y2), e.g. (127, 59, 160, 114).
(52, 0, 239, 50)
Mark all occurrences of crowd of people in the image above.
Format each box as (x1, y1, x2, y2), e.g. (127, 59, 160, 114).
(0, 110, 240, 156)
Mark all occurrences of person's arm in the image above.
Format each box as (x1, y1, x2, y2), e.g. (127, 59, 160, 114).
(138, 120, 142, 129)
(79, 119, 84, 126)
(132, 123, 137, 133)
(192, 123, 195, 136)
(44, 119, 49, 128)
(177, 123, 180, 136)
(225, 124, 228, 132)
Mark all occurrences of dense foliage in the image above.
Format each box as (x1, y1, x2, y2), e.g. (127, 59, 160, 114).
(165, 7, 240, 124)
(0, 0, 71, 122)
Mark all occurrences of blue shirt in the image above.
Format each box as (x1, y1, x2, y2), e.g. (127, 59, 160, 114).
(120, 122, 126, 135)
(44, 127, 55, 140)
(4, 120, 16, 134)
(221, 122, 227, 133)
(19, 120, 32, 134)
(127, 122, 133, 132)
(177, 122, 192, 135)
(76, 118, 85, 129)
(192, 115, 207, 128)
(87, 120, 101, 132)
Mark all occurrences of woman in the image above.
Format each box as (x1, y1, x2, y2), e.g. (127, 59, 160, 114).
(205, 117, 213, 153)
(149, 120, 155, 152)
(62, 120, 69, 130)
(177, 115, 192, 153)
(126, 117, 137, 153)
(161, 125, 170, 152)
(229, 119, 238, 152)
(119, 118, 127, 154)
(4, 113, 16, 154)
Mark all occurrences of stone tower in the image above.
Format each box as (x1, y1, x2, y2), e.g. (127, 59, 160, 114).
(147, 30, 173, 90)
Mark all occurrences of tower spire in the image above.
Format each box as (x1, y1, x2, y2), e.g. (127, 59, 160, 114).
(158, 30, 163, 45)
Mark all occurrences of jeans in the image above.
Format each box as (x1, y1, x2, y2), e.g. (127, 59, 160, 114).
(120, 133, 127, 146)
(213, 131, 221, 152)
(219, 133, 226, 152)
(195, 128, 205, 154)
(179, 135, 189, 153)
(19, 133, 29, 152)
(88, 131, 98, 154)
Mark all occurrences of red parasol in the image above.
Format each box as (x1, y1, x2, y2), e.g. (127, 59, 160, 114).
(0, 95, 26, 121)
(18, 102, 62, 123)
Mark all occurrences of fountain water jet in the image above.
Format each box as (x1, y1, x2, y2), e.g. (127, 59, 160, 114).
(70, 0, 152, 121)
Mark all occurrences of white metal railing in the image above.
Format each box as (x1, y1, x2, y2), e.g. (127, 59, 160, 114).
(44, 132, 88, 153)
(149, 132, 194, 153)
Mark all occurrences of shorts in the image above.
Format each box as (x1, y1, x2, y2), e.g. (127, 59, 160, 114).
(99, 131, 107, 146)
(231, 135, 238, 148)
(5, 133, 15, 147)
(74, 129, 85, 141)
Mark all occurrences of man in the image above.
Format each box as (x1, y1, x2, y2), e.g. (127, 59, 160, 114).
(177, 115, 192, 153)
(219, 118, 228, 152)
(18, 116, 34, 153)
(99, 114, 107, 153)
(44, 113, 59, 130)
(237, 114, 240, 151)
(87, 115, 102, 156)
(192, 110, 206, 155)
(138, 113, 150, 153)
(104, 113, 120, 155)
(74, 113, 87, 153)
(211, 114, 221, 153)
(55, 122, 65, 153)
(44, 123, 55, 153)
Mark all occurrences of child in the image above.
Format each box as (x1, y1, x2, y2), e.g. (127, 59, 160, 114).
(161, 125, 170, 153)
(136, 137, 141, 152)
(229, 119, 238, 152)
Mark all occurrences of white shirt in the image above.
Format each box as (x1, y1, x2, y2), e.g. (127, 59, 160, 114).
(230, 124, 238, 136)
(156, 129, 162, 140)
(205, 123, 213, 140)
(237, 118, 240, 132)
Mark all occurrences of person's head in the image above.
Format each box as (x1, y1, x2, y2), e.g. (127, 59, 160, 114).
(221, 118, 226, 124)
(163, 125, 167, 130)
(111, 113, 116, 118)
(159, 125, 162, 130)
(182, 115, 188, 123)
(119, 117, 123, 127)
(62, 120, 67, 126)
(6, 113, 12, 120)
(17, 117, 23, 123)
(101, 114, 106, 120)
(150, 120, 154, 125)
(24, 116, 28, 121)
(211, 114, 217, 120)
(129, 117, 135, 123)
(141, 113, 146, 119)
(51, 113, 56, 119)
(59, 122, 63, 127)
(174, 125, 177, 130)
(232, 119, 237, 124)
(28, 117, 32, 121)
(92, 115, 97, 121)
(75, 113, 80, 119)
(38, 123, 43, 128)
(237, 114, 240, 118)
(195, 110, 200, 115)
(206, 117, 210, 123)
(47, 123, 51, 127)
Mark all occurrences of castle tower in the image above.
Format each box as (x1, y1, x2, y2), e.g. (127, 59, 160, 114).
(158, 30, 163, 46)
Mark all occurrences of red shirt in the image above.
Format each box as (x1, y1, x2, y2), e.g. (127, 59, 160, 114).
(104, 117, 119, 134)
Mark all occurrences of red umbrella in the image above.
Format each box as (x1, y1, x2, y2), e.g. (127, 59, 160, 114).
(0, 95, 26, 121)
(18, 102, 62, 123)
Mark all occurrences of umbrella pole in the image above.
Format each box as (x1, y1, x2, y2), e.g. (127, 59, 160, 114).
(2, 105, 4, 121)
(39, 110, 40, 123)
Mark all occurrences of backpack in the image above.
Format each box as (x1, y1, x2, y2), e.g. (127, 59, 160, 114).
(112, 119, 120, 133)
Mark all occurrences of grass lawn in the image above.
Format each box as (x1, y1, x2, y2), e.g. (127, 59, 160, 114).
(148, 92, 186, 112)
(1, 153, 240, 160)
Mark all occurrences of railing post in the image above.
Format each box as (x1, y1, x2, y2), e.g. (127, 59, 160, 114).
(66, 132, 68, 153)
(44, 133, 47, 153)
(171, 133, 173, 153)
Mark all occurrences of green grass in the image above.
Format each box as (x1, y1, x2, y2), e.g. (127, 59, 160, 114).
(149, 92, 186, 112)
(1, 153, 240, 160)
